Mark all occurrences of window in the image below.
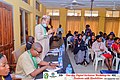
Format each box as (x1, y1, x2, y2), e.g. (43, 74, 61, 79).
(67, 10, 81, 16)
(46, 9, 59, 16)
(40, 4, 42, 12)
(20, 10, 29, 44)
(85, 10, 98, 17)
(36, 15, 40, 25)
(46, 9, 52, 16)
(113, 11, 119, 17)
(22, 0, 30, 4)
(36, 1, 40, 11)
(53, 9, 59, 16)
(106, 11, 119, 17)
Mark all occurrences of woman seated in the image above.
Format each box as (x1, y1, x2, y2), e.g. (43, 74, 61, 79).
(85, 32, 91, 46)
(0, 53, 12, 80)
(106, 34, 114, 55)
(74, 34, 90, 66)
(88, 35, 96, 62)
(112, 37, 120, 58)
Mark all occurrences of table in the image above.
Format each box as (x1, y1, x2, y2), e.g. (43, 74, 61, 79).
(100, 70, 118, 74)
(35, 51, 74, 79)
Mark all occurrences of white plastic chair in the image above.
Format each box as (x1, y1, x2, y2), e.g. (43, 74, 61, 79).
(115, 58, 120, 70)
(66, 36, 73, 50)
(93, 52, 105, 71)
(112, 50, 120, 70)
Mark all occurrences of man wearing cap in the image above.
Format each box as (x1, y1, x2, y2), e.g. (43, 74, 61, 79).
(16, 42, 57, 79)
(35, 15, 54, 60)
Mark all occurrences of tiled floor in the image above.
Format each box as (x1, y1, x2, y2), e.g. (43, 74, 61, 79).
(66, 50, 108, 73)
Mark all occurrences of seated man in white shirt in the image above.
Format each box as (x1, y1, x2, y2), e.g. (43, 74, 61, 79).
(16, 42, 58, 79)
(92, 35, 112, 70)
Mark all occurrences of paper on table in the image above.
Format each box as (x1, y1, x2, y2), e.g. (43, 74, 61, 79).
(49, 48, 59, 53)
(47, 48, 59, 56)
(46, 52, 58, 56)
(46, 67, 61, 72)
(52, 61, 58, 64)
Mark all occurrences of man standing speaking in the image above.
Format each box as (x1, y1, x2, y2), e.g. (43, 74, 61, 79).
(35, 15, 54, 60)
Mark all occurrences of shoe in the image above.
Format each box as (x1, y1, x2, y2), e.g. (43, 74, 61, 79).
(76, 63, 79, 65)
(91, 59, 94, 62)
(84, 62, 87, 67)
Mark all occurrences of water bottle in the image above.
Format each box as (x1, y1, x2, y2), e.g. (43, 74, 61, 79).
(59, 47, 63, 56)
(58, 55, 63, 68)
(118, 69, 120, 74)
(62, 44, 65, 51)
(66, 64, 72, 74)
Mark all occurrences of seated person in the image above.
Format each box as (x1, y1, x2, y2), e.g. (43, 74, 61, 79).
(26, 36, 34, 50)
(69, 31, 78, 51)
(0, 53, 12, 80)
(103, 33, 108, 42)
(88, 35, 96, 48)
(88, 35, 96, 61)
(16, 42, 58, 79)
(85, 32, 91, 46)
(106, 34, 114, 50)
(81, 31, 86, 41)
(66, 31, 73, 39)
(74, 34, 90, 65)
(70, 31, 78, 43)
(92, 35, 112, 70)
(67, 36, 73, 49)
(112, 37, 120, 58)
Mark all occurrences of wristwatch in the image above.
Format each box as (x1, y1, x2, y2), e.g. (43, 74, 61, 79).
(49, 62, 52, 66)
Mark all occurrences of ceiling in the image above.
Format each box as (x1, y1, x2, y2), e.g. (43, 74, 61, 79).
(39, 0, 120, 10)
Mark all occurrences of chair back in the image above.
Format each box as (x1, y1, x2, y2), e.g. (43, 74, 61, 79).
(113, 51, 118, 58)
(12, 45, 26, 63)
(67, 36, 72, 43)
(110, 48, 118, 58)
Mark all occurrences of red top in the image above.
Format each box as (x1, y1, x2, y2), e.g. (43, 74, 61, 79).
(112, 43, 120, 51)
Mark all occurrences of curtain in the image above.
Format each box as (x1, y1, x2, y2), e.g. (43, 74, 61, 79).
(105, 17, 119, 36)
(85, 17, 99, 35)
(67, 16, 81, 34)
(51, 16, 60, 30)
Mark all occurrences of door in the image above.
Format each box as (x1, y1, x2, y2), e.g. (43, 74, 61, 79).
(0, 2, 14, 64)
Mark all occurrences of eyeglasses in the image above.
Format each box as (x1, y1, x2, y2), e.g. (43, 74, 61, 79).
(34, 49, 42, 54)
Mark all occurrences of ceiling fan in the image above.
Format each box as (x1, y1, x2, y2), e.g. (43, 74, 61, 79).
(96, 2, 120, 11)
(61, 0, 85, 9)
(106, 2, 120, 11)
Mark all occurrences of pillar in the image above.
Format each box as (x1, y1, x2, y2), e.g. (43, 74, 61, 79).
(60, 8, 67, 37)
